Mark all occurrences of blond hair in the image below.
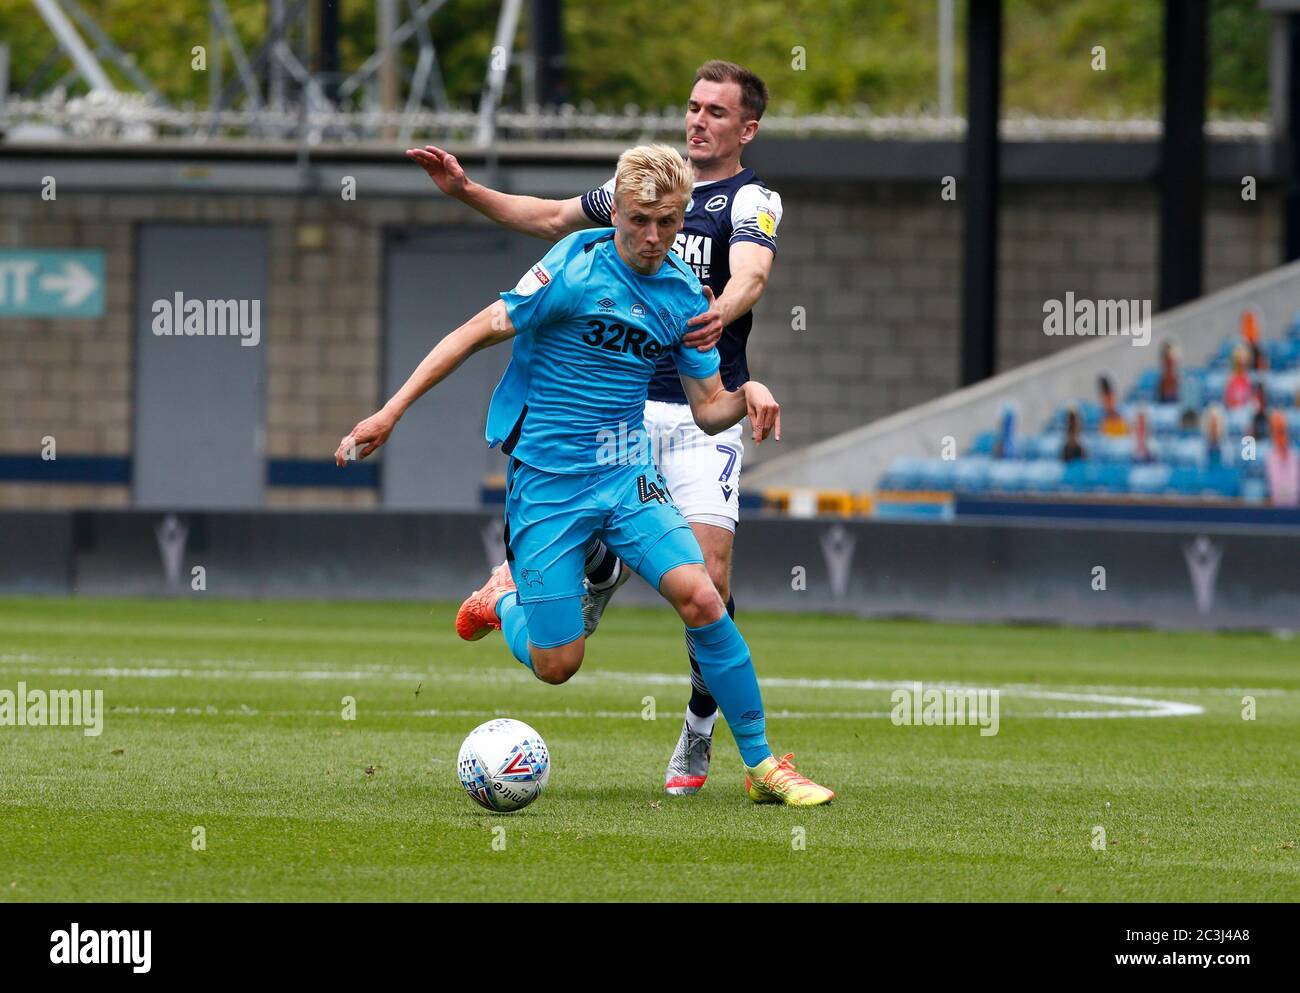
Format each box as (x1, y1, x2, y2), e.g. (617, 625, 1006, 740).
(613, 144, 692, 214)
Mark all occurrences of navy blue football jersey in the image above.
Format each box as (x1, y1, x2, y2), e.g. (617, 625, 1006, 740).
(581, 167, 782, 404)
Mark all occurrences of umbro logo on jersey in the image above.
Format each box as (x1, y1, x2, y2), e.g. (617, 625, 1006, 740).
(597, 297, 616, 311)
(704, 194, 728, 212)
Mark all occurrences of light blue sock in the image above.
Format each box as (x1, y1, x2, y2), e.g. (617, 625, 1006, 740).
(495, 591, 533, 671)
(685, 613, 771, 768)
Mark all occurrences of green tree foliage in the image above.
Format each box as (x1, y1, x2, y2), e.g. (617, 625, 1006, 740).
(0, 0, 1268, 117)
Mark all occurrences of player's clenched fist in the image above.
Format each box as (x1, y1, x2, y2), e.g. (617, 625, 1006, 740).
(335, 408, 398, 466)
(683, 285, 725, 351)
(405, 145, 468, 198)
(742, 381, 781, 444)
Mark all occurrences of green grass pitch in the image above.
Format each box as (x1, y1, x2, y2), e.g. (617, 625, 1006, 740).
(1, 596, 1297, 902)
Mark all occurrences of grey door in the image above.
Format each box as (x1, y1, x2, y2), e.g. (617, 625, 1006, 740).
(382, 227, 543, 508)
(133, 224, 268, 508)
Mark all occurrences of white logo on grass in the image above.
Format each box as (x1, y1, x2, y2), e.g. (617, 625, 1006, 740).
(50, 924, 150, 973)
(0, 684, 103, 736)
(151, 293, 261, 346)
(1042, 292, 1151, 347)
(890, 681, 1000, 736)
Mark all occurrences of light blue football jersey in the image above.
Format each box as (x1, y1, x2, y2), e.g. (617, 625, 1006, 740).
(487, 229, 718, 473)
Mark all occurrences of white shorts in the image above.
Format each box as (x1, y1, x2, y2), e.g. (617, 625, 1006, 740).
(642, 399, 744, 531)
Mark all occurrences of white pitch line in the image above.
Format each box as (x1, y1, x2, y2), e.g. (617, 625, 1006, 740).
(0, 653, 1209, 719)
(0, 653, 1285, 695)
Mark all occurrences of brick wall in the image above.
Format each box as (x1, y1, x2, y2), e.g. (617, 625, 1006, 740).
(0, 177, 1281, 504)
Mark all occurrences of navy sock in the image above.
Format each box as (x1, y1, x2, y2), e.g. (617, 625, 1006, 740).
(583, 538, 617, 586)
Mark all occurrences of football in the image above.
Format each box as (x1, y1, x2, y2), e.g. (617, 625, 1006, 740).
(456, 718, 551, 812)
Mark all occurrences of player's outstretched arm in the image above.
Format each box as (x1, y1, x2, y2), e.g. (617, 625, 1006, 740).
(406, 144, 595, 242)
(679, 373, 781, 444)
(334, 300, 516, 465)
(682, 243, 775, 351)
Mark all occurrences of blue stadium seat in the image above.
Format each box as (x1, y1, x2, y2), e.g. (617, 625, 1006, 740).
(1202, 466, 1241, 498)
(952, 456, 992, 493)
(1128, 463, 1172, 494)
(1225, 406, 1251, 437)
(917, 457, 957, 490)
(1167, 466, 1202, 494)
(1060, 460, 1090, 493)
(1242, 476, 1269, 502)
(986, 460, 1029, 493)
(1022, 460, 1065, 493)
(1077, 402, 1102, 431)
(881, 456, 925, 490)
(1087, 463, 1131, 493)
(1148, 404, 1182, 436)
(1131, 368, 1160, 400)
(969, 430, 996, 456)
(1264, 371, 1298, 407)
(1032, 432, 1064, 460)
(1166, 437, 1205, 468)
(1093, 435, 1135, 463)
(1209, 339, 1235, 368)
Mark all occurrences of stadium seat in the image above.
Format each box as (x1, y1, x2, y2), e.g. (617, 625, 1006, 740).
(917, 458, 957, 490)
(1031, 432, 1064, 460)
(1149, 404, 1182, 435)
(1023, 460, 1065, 492)
(986, 460, 1029, 493)
(1093, 435, 1135, 463)
(1241, 476, 1269, 502)
(1202, 466, 1241, 498)
(1130, 368, 1160, 402)
(1165, 437, 1205, 468)
(969, 430, 996, 456)
(952, 456, 992, 494)
(1128, 463, 1172, 494)
(881, 456, 925, 491)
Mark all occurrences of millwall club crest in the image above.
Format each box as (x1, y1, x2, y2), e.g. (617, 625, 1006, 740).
(1182, 535, 1222, 615)
(155, 514, 189, 589)
(481, 518, 507, 569)
(819, 524, 856, 600)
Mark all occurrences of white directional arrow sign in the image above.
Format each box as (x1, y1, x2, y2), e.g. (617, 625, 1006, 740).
(0, 250, 105, 317)
(38, 260, 100, 307)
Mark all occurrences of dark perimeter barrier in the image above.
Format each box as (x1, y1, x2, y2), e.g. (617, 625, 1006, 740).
(2, 510, 1297, 632)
